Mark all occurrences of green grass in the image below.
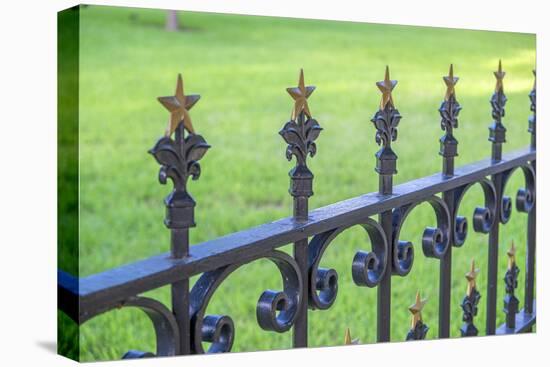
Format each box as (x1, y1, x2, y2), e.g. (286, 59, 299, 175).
(60, 5, 535, 361)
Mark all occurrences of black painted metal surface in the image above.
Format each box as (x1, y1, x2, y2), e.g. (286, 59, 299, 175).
(58, 67, 536, 358)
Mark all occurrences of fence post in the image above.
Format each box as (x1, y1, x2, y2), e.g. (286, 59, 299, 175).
(525, 70, 536, 317)
(486, 60, 507, 335)
(280, 69, 322, 348)
(149, 73, 210, 354)
(438, 64, 461, 338)
(371, 66, 401, 342)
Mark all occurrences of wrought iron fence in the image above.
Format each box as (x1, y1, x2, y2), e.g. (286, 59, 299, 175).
(58, 62, 536, 358)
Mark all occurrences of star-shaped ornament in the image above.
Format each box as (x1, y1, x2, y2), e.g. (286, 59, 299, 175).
(287, 68, 315, 121)
(443, 64, 459, 101)
(465, 259, 480, 296)
(376, 65, 397, 110)
(408, 291, 428, 329)
(158, 73, 200, 137)
(494, 59, 506, 94)
(507, 241, 517, 269)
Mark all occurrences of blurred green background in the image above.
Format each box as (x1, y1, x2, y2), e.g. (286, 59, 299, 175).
(58, 5, 536, 362)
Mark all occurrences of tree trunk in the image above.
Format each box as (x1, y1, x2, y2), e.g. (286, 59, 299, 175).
(166, 10, 179, 31)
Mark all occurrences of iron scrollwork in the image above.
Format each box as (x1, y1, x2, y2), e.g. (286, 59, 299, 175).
(76, 295, 181, 359)
(500, 164, 536, 222)
(391, 195, 451, 276)
(120, 296, 181, 358)
(451, 178, 497, 245)
(188, 250, 302, 354)
(307, 218, 389, 310)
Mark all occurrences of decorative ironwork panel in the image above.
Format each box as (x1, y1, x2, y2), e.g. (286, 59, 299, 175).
(56, 64, 537, 359)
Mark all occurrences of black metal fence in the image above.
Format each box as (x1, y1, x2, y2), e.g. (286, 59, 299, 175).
(58, 62, 536, 358)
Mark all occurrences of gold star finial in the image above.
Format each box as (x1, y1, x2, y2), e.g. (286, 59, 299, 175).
(507, 241, 517, 269)
(443, 64, 459, 101)
(286, 68, 315, 121)
(376, 65, 397, 109)
(344, 328, 360, 345)
(408, 291, 428, 329)
(465, 259, 480, 296)
(158, 73, 200, 137)
(494, 59, 506, 94)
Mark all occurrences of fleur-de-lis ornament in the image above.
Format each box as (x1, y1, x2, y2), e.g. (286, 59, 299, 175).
(372, 66, 401, 146)
(280, 69, 322, 167)
(279, 69, 323, 221)
(279, 69, 322, 221)
(371, 66, 402, 194)
(439, 64, 462, 176)
(150, 73, 211, 193)
(489, 60, 507, 160)
(149, 73, 211, 258)
(491, 59, 507, 121)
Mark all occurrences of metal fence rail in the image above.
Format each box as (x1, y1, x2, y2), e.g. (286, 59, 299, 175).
(58, 63, 536, 358)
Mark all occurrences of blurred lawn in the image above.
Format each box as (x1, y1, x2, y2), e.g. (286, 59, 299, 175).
(60, 5, 535, 361)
